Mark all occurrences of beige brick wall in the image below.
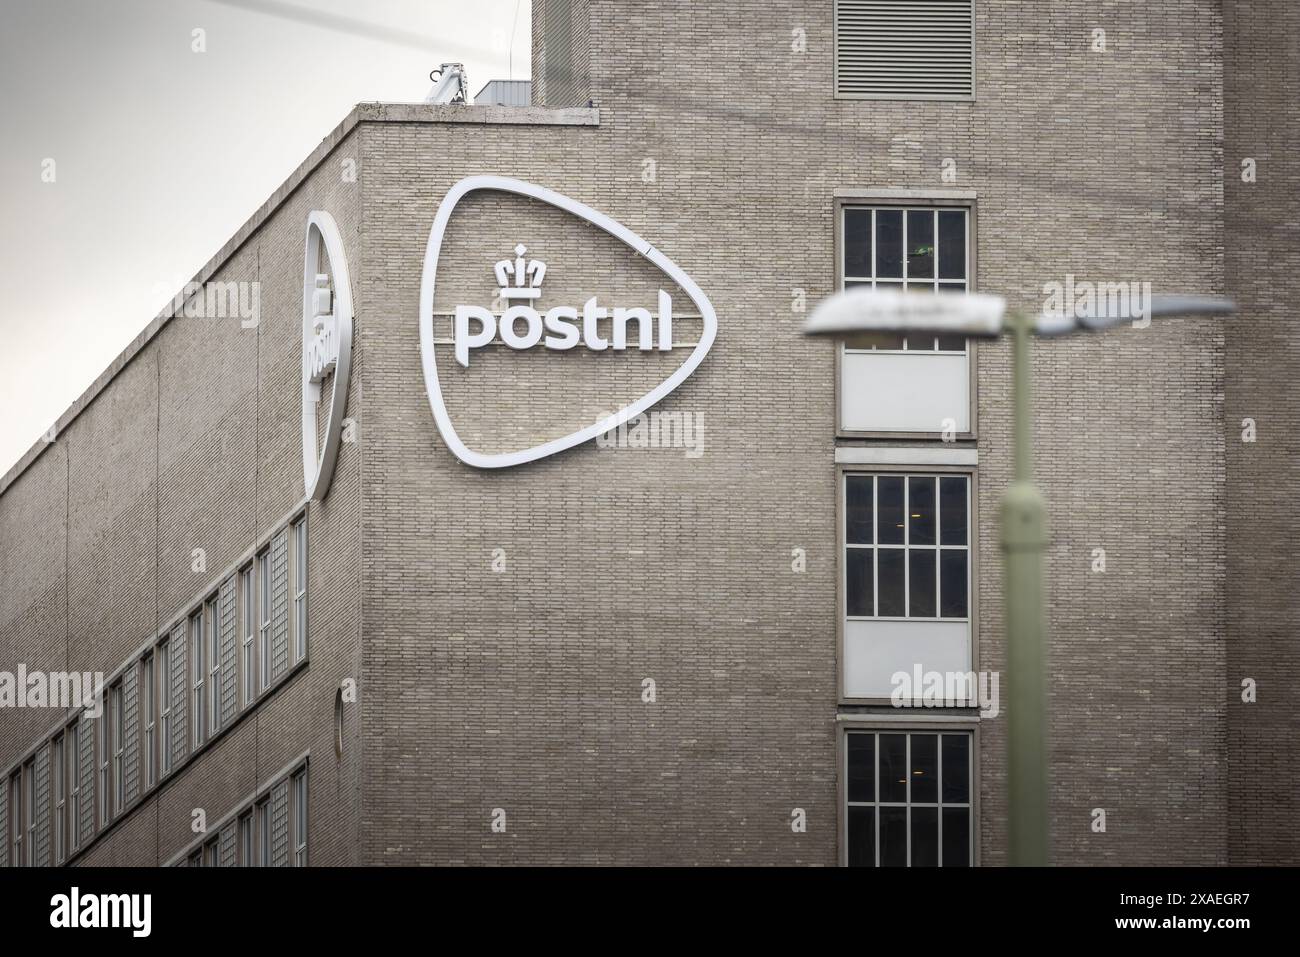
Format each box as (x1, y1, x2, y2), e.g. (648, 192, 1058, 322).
(5, 0, 1286, 867)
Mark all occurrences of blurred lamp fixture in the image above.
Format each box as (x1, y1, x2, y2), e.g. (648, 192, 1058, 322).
(802, 286, 1233, 866)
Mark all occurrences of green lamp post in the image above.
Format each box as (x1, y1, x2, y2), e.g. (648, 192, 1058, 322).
(804, 289, 1233, 866)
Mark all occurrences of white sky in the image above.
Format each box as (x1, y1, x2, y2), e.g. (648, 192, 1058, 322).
(0, 0, 529, 474)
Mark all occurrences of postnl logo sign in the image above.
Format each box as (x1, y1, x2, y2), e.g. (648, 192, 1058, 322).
(418, 175, 716, 469)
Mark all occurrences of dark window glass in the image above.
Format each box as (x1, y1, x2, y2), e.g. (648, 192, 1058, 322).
(847, 733, 875, 803)
(848, 806, 876, 867)
(877, 549, 905, 617)
(936, 334, 966, 351)
(877, 477, 905, 545)
(846, 476, 873, 544)
(904, 334, 935, 351)
(844, 209, 872, 277)
(940, 550, 968, 618)
(880, 806, 907, 867)
(942, 808, 970, 866)
(875, 210, 903, 278)
(879, 734, 907, 803)
(909, 477, 936, 545)
(938, 210, 966, 280)
(907, 210, 935, 278)
(909, 549, 936, 618)
(911, 734, 938, 803)
(939, 477, 967, 545)
(911, 806, 939, 867)
(942, 734, 970, 804)
(846, 549, 874, 617)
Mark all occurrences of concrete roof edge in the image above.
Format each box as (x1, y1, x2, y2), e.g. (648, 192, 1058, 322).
(0, 102, 599, 498)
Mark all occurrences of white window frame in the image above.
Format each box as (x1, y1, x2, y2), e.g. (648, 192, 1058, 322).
(25, 759, 36, 865)
(258, 551, 271, 692)
(241, 565, 255, 707)
(206, 596, 220, 736)
(97, 699, 109, 827)
(844, 472, 972, 623)
(67, 723, 80, 853)
(292, 517, 307, 663)
(190, 611, 205, 749)
(238, 810, 253, 867)
(111, 682, 124, 813)
(142, 654, 155, 788)
(292, 770, 308, 867)
(256, 798, 270, 867)
(53, 734, 65, 863)
(158, 640, 172, 776)
(8, 772, 21, 866)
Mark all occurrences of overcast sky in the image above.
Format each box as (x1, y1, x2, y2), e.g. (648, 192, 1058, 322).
(0, 0, 529, 474)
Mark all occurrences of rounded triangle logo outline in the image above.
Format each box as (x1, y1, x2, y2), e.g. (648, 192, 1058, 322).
(418, 175, 717, 468)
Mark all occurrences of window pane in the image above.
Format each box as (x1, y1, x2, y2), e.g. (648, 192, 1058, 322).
(907, 210, 935, 278)
(939, 477, 968, 545)
(909, 550, 936, 617)
(942, 734, 970, 804)
(936, 334, 966, 352)
(911, 806, 939, 866)
(938, 210, 966, 279)
(844, 330, 906, 350)
(911, 733, 938, 803)
(879, 806, 907, 867)
(875, 210, 903, 278)
(879, 734, 907, 803)
(846, 476, 873, 544)
(847, 733, 875, 803)
(877, 549, 905, 617)
(942, 807, 970, 866)
(844, 209, 872, 277)
(908, 477, 936, 545)
(940, 550, 968, 619)
(847, 806, 876, 867)
(846, 549, 874, 617)
(877, 476, 904, 545)
(904, 334, 935, 351)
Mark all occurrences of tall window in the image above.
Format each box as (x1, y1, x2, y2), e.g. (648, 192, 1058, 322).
(111, 682, 124, 813)
(67, 724, 80, 853)
(241, 565, 256, 706)
(206, 596, 220, 735)
(190, 611, 205, 749)
(24, 760, 35, 865)
(842, 207, 969, 349)
(97, 697, 109, 827)
(845, 730, 972, 867)
(292, 518, 307, 663)
(257, 551, 271, 691)
(238, 810, 253, 866)
(8, 772, 21, 866)
(255, 798, 270, 867)
(292, 770, 308, 867)
(142, 654, 155, 788)
(158, 640, 172, 776)
(838, 205, 972, 435)
(845, 474, 970, 620)
(53, 734, 65, 863)
(204, 837, 219, 868)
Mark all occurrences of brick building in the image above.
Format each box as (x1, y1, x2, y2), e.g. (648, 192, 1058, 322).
(0, 0, 1294, 866)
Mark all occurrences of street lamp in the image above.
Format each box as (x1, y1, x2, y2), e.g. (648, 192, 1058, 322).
(804, 288, 1233, 866)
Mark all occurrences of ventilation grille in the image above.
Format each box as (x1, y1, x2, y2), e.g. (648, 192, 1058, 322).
(836, 0, 973, 98)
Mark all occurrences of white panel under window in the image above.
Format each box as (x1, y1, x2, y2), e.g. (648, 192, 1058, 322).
(842, 351, 969, 433)
(844, 619, 971, 699)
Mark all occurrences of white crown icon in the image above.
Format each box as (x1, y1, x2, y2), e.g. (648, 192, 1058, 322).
(494, 243, 546, 301)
